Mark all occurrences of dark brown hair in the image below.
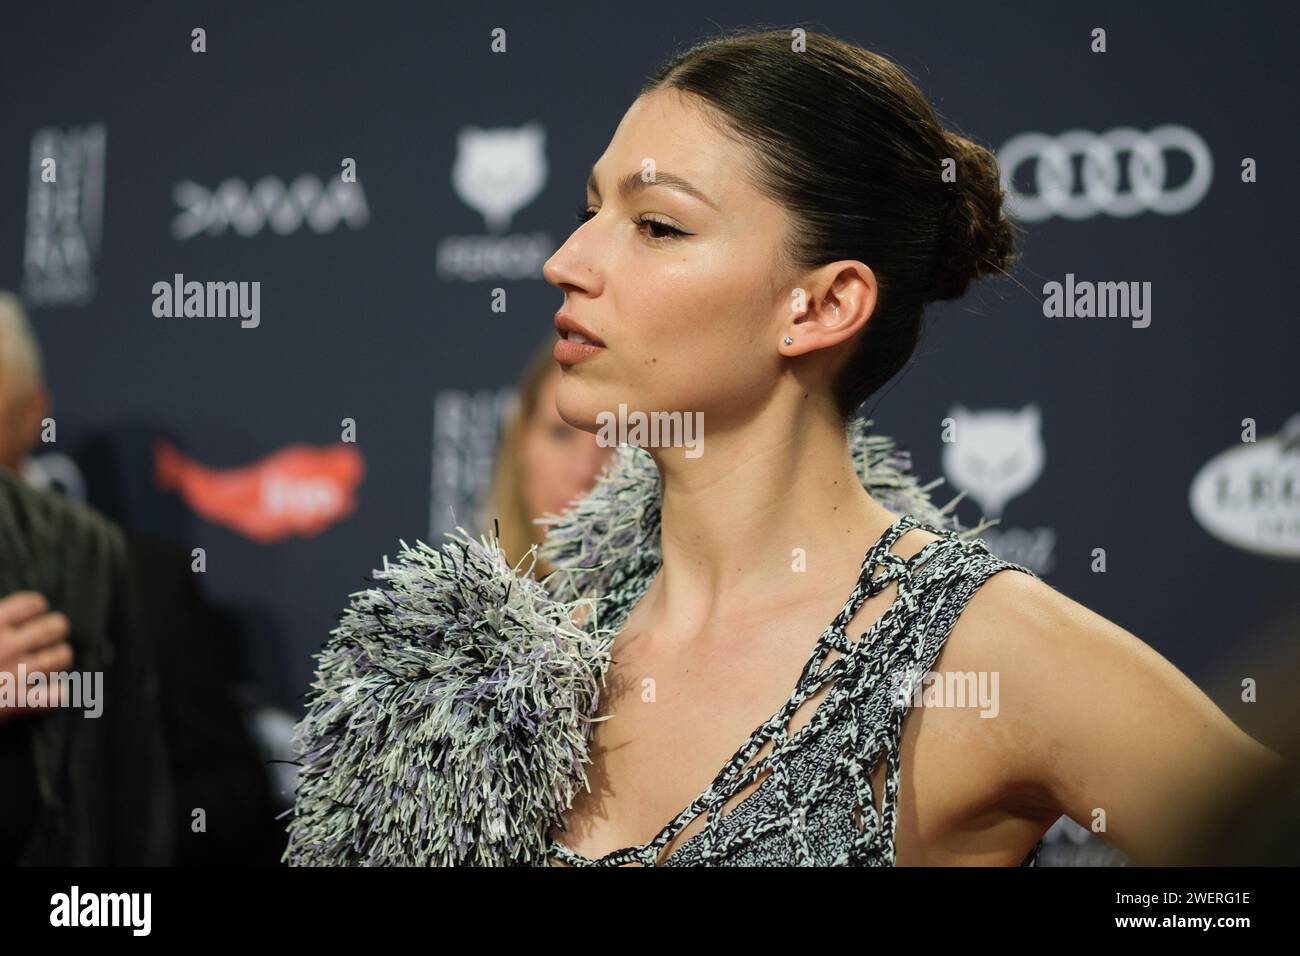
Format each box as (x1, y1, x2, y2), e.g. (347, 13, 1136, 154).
(642, 27, 1021, 419)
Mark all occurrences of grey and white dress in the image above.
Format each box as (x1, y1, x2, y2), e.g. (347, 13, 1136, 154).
(547, 512, 1043, 867)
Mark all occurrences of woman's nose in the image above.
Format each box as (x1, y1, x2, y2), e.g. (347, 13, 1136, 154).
(542, 249, 561, 287)
(543, 225, 597, 291)
(542, 233, 574, 288)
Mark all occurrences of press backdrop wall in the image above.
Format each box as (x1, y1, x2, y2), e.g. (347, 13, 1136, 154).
(2, 2, 1295, 731)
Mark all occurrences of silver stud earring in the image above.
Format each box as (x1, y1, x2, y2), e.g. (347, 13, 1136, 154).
(783, 336, 793, 345)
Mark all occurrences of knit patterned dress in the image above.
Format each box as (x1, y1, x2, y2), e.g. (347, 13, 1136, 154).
(547, 512, 1044, 866)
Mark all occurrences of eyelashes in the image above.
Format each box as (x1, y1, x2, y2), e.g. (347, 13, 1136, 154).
(573, 206, 688, 241)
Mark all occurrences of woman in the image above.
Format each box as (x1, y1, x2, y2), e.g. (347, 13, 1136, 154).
(284, 28, 1281, 867)
(480, 334, 614, 578)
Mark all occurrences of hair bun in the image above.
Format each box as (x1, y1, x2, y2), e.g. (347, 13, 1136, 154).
(929, 131, 1021, 302)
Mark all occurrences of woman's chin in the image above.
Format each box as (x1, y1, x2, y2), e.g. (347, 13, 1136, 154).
(552, 393, 603, 435)
(554, 377, 616, 433)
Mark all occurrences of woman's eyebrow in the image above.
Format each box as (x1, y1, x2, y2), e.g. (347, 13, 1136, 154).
(587, 165, 719, 211)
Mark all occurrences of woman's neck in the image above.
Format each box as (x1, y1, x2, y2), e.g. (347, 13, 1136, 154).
(642, 405, 898, 639)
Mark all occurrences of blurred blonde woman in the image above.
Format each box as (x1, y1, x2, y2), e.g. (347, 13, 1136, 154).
(481, 334, 613, 577)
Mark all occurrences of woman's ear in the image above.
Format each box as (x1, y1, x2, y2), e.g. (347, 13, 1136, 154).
(780, 262, 876, 356)
(823, 263, 876, 333)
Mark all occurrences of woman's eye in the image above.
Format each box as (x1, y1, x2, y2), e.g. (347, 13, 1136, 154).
(572, 205, 687, 241)
(633, 216, 687, 241)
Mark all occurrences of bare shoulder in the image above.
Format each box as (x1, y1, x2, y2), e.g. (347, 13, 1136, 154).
(941, 562, 1226, 716)
(945, 559, 1090, 658)
(935, 563, 1201, 733)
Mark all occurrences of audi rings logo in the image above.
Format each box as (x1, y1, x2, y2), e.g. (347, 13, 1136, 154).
(999, 126, 1212, 222)
(171, 174, 370, 239)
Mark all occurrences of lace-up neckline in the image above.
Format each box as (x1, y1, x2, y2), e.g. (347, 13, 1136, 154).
(548, 511, 939, 867)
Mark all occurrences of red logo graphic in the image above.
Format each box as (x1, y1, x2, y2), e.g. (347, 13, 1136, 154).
(154, 441, 365, 543)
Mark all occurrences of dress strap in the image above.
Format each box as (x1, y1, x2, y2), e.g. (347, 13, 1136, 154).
(822, 513, 957, 651)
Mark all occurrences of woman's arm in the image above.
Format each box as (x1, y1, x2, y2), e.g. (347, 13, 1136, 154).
(954, 571, 1285, 864)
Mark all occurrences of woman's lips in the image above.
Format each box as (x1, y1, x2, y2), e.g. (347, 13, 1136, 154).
(554, 336, 606, 364)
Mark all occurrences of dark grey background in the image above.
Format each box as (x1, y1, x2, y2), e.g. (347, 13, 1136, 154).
(1, 0, 1295, 748)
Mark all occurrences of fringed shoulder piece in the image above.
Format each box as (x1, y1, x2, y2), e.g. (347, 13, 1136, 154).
(535, 416, 996, 601)
(282, 530, 614, 865)
(282, 416, 993, 866)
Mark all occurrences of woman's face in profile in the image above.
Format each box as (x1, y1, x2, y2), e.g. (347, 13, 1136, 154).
(542, 87, 795, 435)
(522, 368, 615, 520)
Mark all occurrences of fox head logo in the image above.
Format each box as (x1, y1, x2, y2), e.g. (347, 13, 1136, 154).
(942, 404, 1045, 519)
(452, 122, 548, 232)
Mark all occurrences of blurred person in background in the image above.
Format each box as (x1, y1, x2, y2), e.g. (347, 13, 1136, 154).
(1, 290, 173, 864)
(0, 292, 52, 485)
(482, 334, 614, 577)
(0, 468, 173, 864)
(0, 290, 282, 864)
